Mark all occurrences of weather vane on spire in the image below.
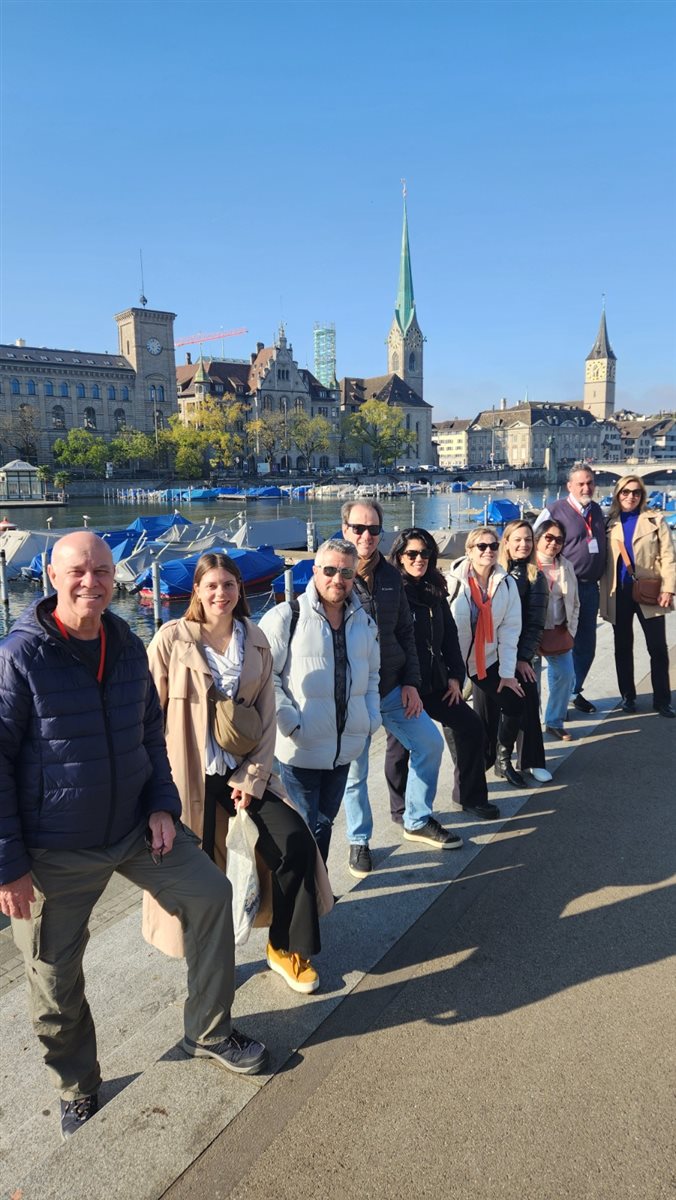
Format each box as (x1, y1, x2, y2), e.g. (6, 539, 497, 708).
(401, 177, 407, 199)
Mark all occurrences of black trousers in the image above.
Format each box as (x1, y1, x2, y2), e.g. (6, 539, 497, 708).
(471, 662, 525, 768)
(613, 584, 671, 709)
(204, 772, 320, 960)
(385, 691, 489, 820)
(515, 675, 546, 770)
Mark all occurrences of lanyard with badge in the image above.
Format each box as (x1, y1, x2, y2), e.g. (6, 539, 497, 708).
(53, 612, 107, 683)
(567, 497, 598, 554)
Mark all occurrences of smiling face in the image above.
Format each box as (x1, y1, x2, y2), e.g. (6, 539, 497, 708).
(342, 504, 382, 561)
(48, 532, 115, 635)
(399, 537, 431, 580)
(194, 566, 240, 624)
(313, 550, 356, 608)
(467, 532, 500, 574)
(504, 524, 533, 562)
(567, 470, 595, 506)
(617, 479, 643, 513)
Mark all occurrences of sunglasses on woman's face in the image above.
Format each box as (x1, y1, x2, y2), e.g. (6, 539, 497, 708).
(403, 549, 431, 561)
(619, 488, 642, 498)
(317, 565, 356, 579)
(543, 534, 564, 545)
(473, 542, 499, 553)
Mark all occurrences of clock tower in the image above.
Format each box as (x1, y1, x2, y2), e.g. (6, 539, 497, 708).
(387, 193, 424, 398)
(115, 304, 178, 431)
(583, 306, 616, 420)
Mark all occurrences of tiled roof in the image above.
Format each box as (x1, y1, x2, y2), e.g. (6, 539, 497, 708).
(339, 373, 430, 410)
(469, 403, 597, 431)
(0, 344, 132, 372)
(433, 419, 471, 432)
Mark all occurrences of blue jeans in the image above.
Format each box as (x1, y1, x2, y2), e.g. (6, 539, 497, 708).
(278, 762, 350, 864)
(573, 581, 600, 695)
(536, 651, 575, 729)
(343, 686, 444, 843)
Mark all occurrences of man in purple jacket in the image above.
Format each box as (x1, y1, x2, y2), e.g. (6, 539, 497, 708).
(535, 463, 607, 713)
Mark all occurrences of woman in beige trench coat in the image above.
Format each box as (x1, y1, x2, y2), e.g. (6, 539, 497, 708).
(143, 552, 333, 994)
(600, 475, 675, 717)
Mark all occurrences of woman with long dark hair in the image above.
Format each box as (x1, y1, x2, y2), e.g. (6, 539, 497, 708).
(143, 552, 331, 995)
(600, 475, 675, 716)
(534, 520, 580, 741)
(385, 528, 499, 823)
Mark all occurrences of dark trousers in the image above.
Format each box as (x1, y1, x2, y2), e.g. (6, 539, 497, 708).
(613, 584, 671, 709)
(471, 662, 524, 768)
(515, 675, 546, 770)
(204, 773, 320, 960)
(573, 580, 600, 695)
(385, 691, 488, 820)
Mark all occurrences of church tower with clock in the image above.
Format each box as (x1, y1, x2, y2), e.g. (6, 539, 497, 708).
(583, 305, 616, 420)
(115, 304, 178, 429)
(386, 193, 425, 399)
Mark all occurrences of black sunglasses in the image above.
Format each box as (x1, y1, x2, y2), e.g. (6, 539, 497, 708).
(473, 542, 499, 552)
(316, 565, 355, 579)
(346, 523, 382, 537)
(543, 534, 564, 544)
(619, 488, 642, 498)
(403, 548, 431, 561)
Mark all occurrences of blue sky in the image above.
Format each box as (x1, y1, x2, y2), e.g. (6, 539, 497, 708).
(1, 0, 674, 419)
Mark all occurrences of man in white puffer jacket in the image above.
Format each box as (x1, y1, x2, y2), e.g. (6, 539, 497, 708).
(259, 538, 380, 863)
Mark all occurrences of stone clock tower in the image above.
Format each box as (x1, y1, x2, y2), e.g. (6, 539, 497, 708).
(583, 306, 616, 420)
(387, 195, 425, 398)
(115, 305, 178, 430)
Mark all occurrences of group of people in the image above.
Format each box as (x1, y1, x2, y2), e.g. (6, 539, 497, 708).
(0, 463, 673, 1142)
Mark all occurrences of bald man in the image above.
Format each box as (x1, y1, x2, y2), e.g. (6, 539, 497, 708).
(0, 533, 266, 1142)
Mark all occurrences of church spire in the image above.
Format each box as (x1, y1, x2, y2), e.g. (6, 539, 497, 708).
(395, 183, 415, 335)
(586, 305, 616, 362)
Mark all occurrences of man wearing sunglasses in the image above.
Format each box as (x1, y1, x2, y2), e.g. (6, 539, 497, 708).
(341, 503, 448, 878)
(535, 463, 607, 714)
(259, 538, 380, 864)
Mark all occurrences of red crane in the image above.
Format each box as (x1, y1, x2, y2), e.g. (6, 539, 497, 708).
(174, 327, 248, 348)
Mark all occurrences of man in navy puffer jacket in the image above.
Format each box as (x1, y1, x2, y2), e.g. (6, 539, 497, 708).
(0, 533, 266, 1142)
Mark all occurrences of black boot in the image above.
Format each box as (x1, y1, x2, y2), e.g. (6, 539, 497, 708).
(494, 745, 526, 787)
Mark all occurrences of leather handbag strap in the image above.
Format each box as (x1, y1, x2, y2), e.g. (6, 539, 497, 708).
(616, 537, 635, 577)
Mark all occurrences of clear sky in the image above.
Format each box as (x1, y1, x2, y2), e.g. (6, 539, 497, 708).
(1, 0, 674, 420)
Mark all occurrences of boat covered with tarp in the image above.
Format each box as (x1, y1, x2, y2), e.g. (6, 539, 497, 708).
(135, 546, 285, 600)
(471, 498, 521, 525)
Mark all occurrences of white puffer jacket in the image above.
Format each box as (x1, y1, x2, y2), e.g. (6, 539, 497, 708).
(259, 580, 381, 770)
(446, 558, 522, 680)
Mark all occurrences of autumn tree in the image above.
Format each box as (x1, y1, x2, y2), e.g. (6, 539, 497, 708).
(288, 413, 331, 469)
(347, 400, 415, 470)
(248, 411, 286, 467)
(109, 427, 155, 475)
(53, 428, 108, 478)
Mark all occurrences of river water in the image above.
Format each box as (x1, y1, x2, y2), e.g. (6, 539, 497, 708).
(1, 485, 604, 642)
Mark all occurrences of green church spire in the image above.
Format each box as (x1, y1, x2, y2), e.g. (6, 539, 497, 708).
(395, 188, 415, 335)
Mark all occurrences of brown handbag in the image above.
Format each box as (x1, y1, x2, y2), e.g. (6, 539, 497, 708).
(210, 690, 262, 756)
(538, 624, 574, 656)
(617, 541, 661, 606)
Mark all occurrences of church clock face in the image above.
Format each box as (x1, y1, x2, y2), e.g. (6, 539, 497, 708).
(146, 337, 162, 355)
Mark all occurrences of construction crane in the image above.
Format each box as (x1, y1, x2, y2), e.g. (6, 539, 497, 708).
(174, 327, 248, 348)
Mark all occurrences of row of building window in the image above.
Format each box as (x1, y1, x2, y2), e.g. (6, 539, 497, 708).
(49, 406, 128, 432)
(6, 379, 132, 401)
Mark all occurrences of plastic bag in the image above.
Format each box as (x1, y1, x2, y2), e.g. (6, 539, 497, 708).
(225, 807, 261, 945)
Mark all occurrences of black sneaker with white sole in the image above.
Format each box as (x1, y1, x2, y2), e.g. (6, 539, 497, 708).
(348, 843, 373, 877)
(182, 1028, 268, 1074)
(403, 817, 463, 849)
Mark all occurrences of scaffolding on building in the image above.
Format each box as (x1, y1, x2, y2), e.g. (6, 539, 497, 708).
(313, 322, 337, 388)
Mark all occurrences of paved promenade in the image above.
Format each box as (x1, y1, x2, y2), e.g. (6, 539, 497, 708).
(1, 620, 674, 1199)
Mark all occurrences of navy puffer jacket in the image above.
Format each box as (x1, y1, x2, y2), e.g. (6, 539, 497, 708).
(0, 597, 180, 885)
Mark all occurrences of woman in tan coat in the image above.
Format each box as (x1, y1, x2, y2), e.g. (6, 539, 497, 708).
(145, 552, 330, 993)
(600, 475, 676, 717)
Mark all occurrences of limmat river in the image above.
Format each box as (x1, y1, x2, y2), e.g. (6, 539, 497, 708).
(0, 484, 607, 643)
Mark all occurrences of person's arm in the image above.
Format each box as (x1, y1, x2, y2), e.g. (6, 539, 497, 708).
(365, 622, 382, 734)
(228, 643, 278, 801)
(654, 517, 676, 607)
(0, 655, 37, 896)
(257, 605, 302, 736)
(517, 572, 549, 666)
(141, 672, 182, 824)
(440, 598, 466, 687)
(393, 578, 422, 691)
(496, 576, 523, 683)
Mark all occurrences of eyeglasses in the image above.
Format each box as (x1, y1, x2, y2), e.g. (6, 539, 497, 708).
(472, 542, 499, 553)
(346, 523, 382, 537)
(543, 534, 564, 545)
(316, 565, 356, 579)
(619, 488, 642, 498)
(403, 549, 431, 561)
(144, 829, 164, 866)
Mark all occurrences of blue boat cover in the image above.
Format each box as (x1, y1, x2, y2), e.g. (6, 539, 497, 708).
(126, 513, 191, 535)
(471, 498, 521, 524)
(272, 558, 315, 597)
(135, 546, 285, 597)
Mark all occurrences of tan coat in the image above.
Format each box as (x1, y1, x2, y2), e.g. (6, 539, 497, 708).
(142, 616, 333, 957)
(600, 511, 676, 624)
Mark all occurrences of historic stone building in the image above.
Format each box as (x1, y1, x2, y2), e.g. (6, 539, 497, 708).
(339, 196, 434, 467)
(0, 305, 178, 464)
(176, 326, 341, 471)
(583, 307, 616, 420)
(466, 400, 622, 469)
(431, 419, 471, 468)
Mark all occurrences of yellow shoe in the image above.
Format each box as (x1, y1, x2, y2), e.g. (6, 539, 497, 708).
(266, 942, 319, 994)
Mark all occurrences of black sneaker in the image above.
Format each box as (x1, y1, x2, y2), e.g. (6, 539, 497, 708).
(461, 801, 500, 821)
(182, 1028, 268, 1075)
(348, 843, 373, 877)
(620, 698, 637, 713)
(60, 1093, 98, 1141)
(403, 817, 463, 849)
(573, 693, 596, 713)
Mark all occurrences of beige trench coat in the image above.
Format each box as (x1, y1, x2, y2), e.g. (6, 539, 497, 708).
(600, 511, 676, 624)
(142, 616, 333, 957)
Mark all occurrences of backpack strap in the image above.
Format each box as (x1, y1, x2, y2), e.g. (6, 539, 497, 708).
(288, 597, 300, 644)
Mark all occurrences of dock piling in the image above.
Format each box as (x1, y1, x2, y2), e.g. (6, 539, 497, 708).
(151, 561, 163, 629)
(0, 551, 8, 608)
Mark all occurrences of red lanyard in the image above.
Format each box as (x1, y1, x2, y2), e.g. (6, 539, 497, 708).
(53, 613, 106, 683)
(567, 497, 594, 540)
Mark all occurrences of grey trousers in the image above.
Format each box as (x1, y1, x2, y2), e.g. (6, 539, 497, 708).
(11, 821, 235, 1100)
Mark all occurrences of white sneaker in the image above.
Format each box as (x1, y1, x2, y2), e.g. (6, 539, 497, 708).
(529, 767, 552, 783)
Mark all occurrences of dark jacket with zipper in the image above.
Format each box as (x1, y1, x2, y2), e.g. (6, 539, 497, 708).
(352, 556, 422, 696)
(0, 596, 180, 885)
(508, 563, 549, 663)
(402, 575, 466, 697)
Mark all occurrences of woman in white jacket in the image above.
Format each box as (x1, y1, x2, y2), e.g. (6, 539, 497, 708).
(448, 526, 525, 785)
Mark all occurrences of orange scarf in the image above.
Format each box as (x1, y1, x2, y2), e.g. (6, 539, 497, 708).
(468, 573, 494, 680)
